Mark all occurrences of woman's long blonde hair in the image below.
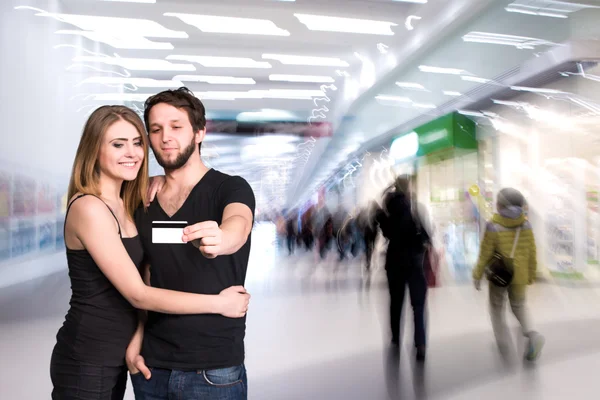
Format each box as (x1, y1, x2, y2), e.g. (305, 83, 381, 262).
(67, 105, 149, 219)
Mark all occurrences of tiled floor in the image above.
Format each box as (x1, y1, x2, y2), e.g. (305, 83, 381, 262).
(2, 223, 600, 399)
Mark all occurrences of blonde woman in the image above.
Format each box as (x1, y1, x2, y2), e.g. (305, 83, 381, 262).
(50, 106, 250, 400)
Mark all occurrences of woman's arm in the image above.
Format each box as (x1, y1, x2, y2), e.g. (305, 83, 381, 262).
(70, 196, 250, 317)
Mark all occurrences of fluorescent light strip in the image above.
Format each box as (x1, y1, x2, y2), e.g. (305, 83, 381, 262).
(73, 56, 196, 71)
(458, 110, 485, 117)
(263, 54, 349, 67)
(167, 55, 271, 69)
(94, 90, 325, 102)
(34, 12, 188, 38)
(56, 30, 174, 50)
(462, 32, 558, 48)
(510, 86, 566, 94)
(174, 75, 256, 84)
(505, 5, 570, 18)
(196, 89, 326, 100)
(419, 65, 464, 75)
(443, 91, 462, 96)
(375, 95, 412, 103)
(461, 76, 492, 84)
(395, 82, 427, 91)
(412, 103, 436, 109)
(93, 93, 154, 102)
(393, 0, 428, 3)
(294, 13, 397, 35)
(80, 77, 184, 87)
(165, 13, 290, 36)
(269, 74, 334, 83)
(101, 0, 156, 3)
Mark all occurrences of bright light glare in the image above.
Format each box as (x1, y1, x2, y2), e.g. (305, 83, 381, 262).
(72, 56, 196, 71)
(390, 132, 419, 161)
(56, 30, 173, 50)
(33, 12, 188, 38)
(262, 54, 349, 67)
(294, 13, 397, 35)
(79, 77, 183, 87)
(269, 74, 334, 83)
(173, 75, 256, 84)
(167, 55, 271, 69)
(165, 13, 290, 36)
(419, 65, 465, 75)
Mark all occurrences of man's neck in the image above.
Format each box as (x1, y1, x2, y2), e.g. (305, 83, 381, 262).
(164, 156, 210, 193)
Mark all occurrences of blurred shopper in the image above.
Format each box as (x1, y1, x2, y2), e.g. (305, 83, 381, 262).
(359, 201, 379, 271)
(50, 106, 250, 400)
(377, 176, 430, 361)
(473, 188, 545, 361)
(286, 211, 297, 255)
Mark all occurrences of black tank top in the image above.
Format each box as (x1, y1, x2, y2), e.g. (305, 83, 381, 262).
(54, 194, 144, 367)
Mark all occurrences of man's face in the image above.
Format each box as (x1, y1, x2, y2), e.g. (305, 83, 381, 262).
(147, 103, 205, 170)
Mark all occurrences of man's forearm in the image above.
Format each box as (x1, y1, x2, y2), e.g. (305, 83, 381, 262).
(220, 215, 251, 255)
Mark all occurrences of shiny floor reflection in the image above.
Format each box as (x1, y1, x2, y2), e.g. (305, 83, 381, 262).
(2, 223, 600, 399)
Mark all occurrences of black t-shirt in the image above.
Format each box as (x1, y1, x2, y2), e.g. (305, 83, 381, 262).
(134, 169, 256, 370)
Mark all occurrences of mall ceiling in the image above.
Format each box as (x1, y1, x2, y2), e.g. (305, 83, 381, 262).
(14, 0, 600, 213)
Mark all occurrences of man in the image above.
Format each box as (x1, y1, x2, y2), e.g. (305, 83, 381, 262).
(376, 176, 429, 361)
(127, 87, 255, 399)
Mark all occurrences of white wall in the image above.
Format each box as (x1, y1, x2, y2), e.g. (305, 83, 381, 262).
(0, 0, 119, 287)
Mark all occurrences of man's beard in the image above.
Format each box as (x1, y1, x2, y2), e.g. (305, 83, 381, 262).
(152, 139, 197, 171)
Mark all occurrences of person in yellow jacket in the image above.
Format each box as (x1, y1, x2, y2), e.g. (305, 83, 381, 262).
(473, 188, 545, 361)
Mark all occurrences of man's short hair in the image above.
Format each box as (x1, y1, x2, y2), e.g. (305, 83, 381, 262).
(144, 87, 206, 151)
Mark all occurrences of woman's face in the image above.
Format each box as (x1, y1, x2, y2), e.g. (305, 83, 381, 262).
(97, 119, 145, 182)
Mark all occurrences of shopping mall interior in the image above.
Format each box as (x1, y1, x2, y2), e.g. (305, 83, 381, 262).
(2, 0, 600, 399)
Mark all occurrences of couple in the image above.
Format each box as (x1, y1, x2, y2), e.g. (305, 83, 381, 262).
(50, 87, 255, 400)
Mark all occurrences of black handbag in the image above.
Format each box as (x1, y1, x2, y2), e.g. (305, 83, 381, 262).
(486, 226, 521, 287)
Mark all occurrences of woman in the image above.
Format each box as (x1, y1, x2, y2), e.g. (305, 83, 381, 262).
(473, 187, 544, 361)
(50, 106, 250, 400)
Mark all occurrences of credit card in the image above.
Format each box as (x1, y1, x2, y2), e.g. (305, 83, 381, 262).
(152, 221, 187, 244)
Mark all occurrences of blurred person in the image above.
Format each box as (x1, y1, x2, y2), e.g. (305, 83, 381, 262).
(359, 201, 380, 271)
(301, 207, 314, 250)
(286, 211, 297, 255)
(129, 87, 255, 400)
(50, 106, 250, 400)
(473, 188, 544, 361)
(333, 205, 349, 260)
(275, 213, 286, 249)
(376, 176, 430, 361)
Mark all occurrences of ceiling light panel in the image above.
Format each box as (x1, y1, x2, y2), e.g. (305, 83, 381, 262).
(419, 65, 465, 75)
(174, 75, 256, 84)
(80, 77, 184, 87)
(395, 82, 427, 91)
(269, 74, 334, 83)
(167, 55, 271, 68)
(34, 12, 188, 38)
(294, 13, 397, 35)
(462, 32, 558, 49)
(262, 54, 349, 67)
(101, 0, 156, 3)
(505, 0, 600, 18)
(73, 56, 196, 71)
(56, 30, 173, 50)
(165, 13, 290, 36)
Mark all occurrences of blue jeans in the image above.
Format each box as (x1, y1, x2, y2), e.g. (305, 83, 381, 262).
(131, 365, 247, 400)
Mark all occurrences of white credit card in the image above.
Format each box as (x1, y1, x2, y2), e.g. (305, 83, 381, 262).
(152, 221, 187, 244)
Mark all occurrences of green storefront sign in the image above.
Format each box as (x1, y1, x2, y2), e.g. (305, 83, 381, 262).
(391, 112, 478, 160)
